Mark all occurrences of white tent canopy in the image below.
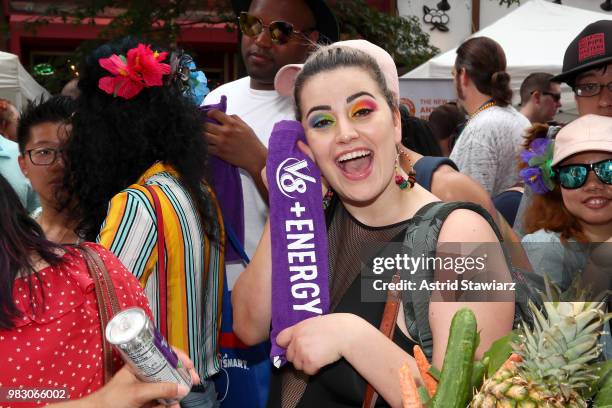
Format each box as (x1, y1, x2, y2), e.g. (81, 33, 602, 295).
(402, 0, 612, 117)
(0, 52, 49, 110)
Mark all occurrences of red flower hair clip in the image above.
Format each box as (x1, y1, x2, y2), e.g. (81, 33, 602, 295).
(98, 43, 171, 99)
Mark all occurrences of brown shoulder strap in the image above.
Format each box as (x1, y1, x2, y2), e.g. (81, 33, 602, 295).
(362, 274, 402, 408)
(80, 245, 120, 383)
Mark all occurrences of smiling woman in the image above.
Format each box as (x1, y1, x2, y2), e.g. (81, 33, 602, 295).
(231, 46, 517, 408)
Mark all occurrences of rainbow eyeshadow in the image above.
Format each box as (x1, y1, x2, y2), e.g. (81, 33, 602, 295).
(350, 99, 377, 117)
(308, 113, 336, 129)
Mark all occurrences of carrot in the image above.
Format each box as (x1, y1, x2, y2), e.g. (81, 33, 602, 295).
(399, 364, 422, 408)
(501, 353, 522, 370)
(413, 345, 438, 397)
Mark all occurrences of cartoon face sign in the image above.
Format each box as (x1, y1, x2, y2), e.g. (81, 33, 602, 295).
(423, 5, 450, 32)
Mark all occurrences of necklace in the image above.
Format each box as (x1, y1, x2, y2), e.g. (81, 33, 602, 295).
(469, 99, 496, 120)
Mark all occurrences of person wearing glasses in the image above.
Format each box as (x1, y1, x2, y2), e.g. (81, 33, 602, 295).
(514, 21, 612, 238)
(16, 96, 79, 244)
(552, 20, 612, 117)
(518, 72, 562, 124)
(202, 1, 338, 289)
(520, 115, 611, 360)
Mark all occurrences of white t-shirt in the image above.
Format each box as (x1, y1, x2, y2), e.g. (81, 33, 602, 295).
(449, 105, 530, 196)
(204, 76, 295, 289)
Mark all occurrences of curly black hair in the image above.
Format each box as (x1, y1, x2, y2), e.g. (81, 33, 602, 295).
(63, 37, 216, 241)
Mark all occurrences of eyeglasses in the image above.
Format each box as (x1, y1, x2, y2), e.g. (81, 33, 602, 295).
(238, 12, 311, 45)
(542, 91, 561, 102)
(26, 147, 63, 166)
(556, 159, 612, 189)
(573, 81, 612, 97)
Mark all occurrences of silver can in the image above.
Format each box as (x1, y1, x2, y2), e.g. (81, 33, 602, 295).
(105, 307, 193, 405)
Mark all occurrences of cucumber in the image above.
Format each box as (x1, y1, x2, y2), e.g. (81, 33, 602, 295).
(431, 308, 478, 408)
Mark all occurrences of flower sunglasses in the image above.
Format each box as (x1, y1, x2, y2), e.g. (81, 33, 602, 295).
(556, 159, 612, 189)
(238, 12, 312, 45)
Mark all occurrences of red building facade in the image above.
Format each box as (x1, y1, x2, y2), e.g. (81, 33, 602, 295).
(2, 0, 396, 85)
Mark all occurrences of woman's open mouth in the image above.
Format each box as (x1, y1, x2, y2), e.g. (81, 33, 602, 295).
(335, 149, 373, 180)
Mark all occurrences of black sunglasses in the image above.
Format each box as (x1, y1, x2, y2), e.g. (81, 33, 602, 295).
(542, 91, 561, 102)
(238, 12, 311, 45)
(556, 159, 612, 189)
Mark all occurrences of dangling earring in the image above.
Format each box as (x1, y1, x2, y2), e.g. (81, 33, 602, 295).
(395, 147, 416, 190)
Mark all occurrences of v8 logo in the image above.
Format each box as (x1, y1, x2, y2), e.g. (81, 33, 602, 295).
(275, 158, 316, 198)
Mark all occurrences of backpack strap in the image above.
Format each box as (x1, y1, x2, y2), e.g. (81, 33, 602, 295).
(400, 201, 542, 360)
(413, 156, 458, 192)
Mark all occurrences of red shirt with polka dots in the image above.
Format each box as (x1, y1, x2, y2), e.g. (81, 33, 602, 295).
(0, 243, 153, 407)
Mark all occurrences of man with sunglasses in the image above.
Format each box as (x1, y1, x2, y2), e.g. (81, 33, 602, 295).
(519, 72, 562, 124)
(202, 2, 338, 406)
(515, 20, 612, 238)
(203, 0, 337, 284)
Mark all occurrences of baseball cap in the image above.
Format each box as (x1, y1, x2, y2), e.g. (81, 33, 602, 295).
(551, 114, 612, 166)
(275, 40, 399, 101)
(231, 0, 339, 44)
(552, 20, 612, 85)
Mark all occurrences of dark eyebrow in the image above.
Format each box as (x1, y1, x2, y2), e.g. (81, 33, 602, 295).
(306, 105, 331, 117)
(347, 91, 375, 103)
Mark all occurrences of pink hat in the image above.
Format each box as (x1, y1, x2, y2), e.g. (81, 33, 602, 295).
(551, 114, 612, 166)
(274, 40, 399, 102)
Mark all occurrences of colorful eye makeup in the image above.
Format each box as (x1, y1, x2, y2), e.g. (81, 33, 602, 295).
(350, 99, 377, 117)
(308, 113, 336, 129)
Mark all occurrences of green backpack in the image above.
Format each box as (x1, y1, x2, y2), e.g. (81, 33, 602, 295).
(400, 201, 544, 360)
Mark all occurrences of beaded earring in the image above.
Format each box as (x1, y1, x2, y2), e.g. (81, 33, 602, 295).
(395, 148, 416, 190)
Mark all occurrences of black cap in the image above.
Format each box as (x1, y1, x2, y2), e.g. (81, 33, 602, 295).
(552, 20, 612, 85)
(231, 0, 339, 44)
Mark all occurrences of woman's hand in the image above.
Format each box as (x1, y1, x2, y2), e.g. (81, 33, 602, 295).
(276, 313, 354, 375)
(51, 348, 199, 408)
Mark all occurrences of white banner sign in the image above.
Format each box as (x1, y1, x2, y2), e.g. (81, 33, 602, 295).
(398, 78, 456, 120)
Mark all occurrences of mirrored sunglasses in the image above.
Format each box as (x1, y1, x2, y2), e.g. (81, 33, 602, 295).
(238, 12, 309, 45)
(556, 159, 612, 189)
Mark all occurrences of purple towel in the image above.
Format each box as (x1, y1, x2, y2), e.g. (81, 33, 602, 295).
(199, 96, 245, 263)
(266, 120, 330, 368)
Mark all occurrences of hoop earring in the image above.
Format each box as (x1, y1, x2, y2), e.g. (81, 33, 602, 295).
(395, 147, 416, 190)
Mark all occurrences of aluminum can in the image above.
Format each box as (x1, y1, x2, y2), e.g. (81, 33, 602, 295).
(105, 307, 192, 405)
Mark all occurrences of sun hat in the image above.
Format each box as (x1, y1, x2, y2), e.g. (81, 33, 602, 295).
(551, 114, 612, 166)
(274, 39, 399, 101)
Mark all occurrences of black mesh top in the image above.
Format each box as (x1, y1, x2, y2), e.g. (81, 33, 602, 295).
(267, 199, 418, 408)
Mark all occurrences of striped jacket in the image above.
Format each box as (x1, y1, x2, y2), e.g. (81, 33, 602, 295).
(97, 162, 224, 379)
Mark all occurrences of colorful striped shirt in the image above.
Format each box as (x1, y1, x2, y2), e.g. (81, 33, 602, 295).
(97, 162, 224, 379)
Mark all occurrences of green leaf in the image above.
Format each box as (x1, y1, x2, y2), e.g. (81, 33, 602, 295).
(587, 360, 612, 401)
(428, 365, 441, 381)
(418, 386, 431, 405)
(483, 331, 520, 377)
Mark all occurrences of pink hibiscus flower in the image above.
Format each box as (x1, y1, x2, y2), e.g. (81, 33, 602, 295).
(98, 43, 171, 99)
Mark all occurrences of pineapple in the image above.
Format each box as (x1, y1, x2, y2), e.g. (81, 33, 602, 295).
(471, 284, 610, 408)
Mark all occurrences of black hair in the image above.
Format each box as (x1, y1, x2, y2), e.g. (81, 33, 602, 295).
(400, 105, 443, 156)
(0, 174, 62, 329)
(16, 96, 76, 154)
(63, 37, 217, 241)
(455, 37, 512, 107)
(428, 102, 466, 142)
(519, 73, 556, 106)
(571, 63, 610, 88)
(293, 46, 397, 121)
